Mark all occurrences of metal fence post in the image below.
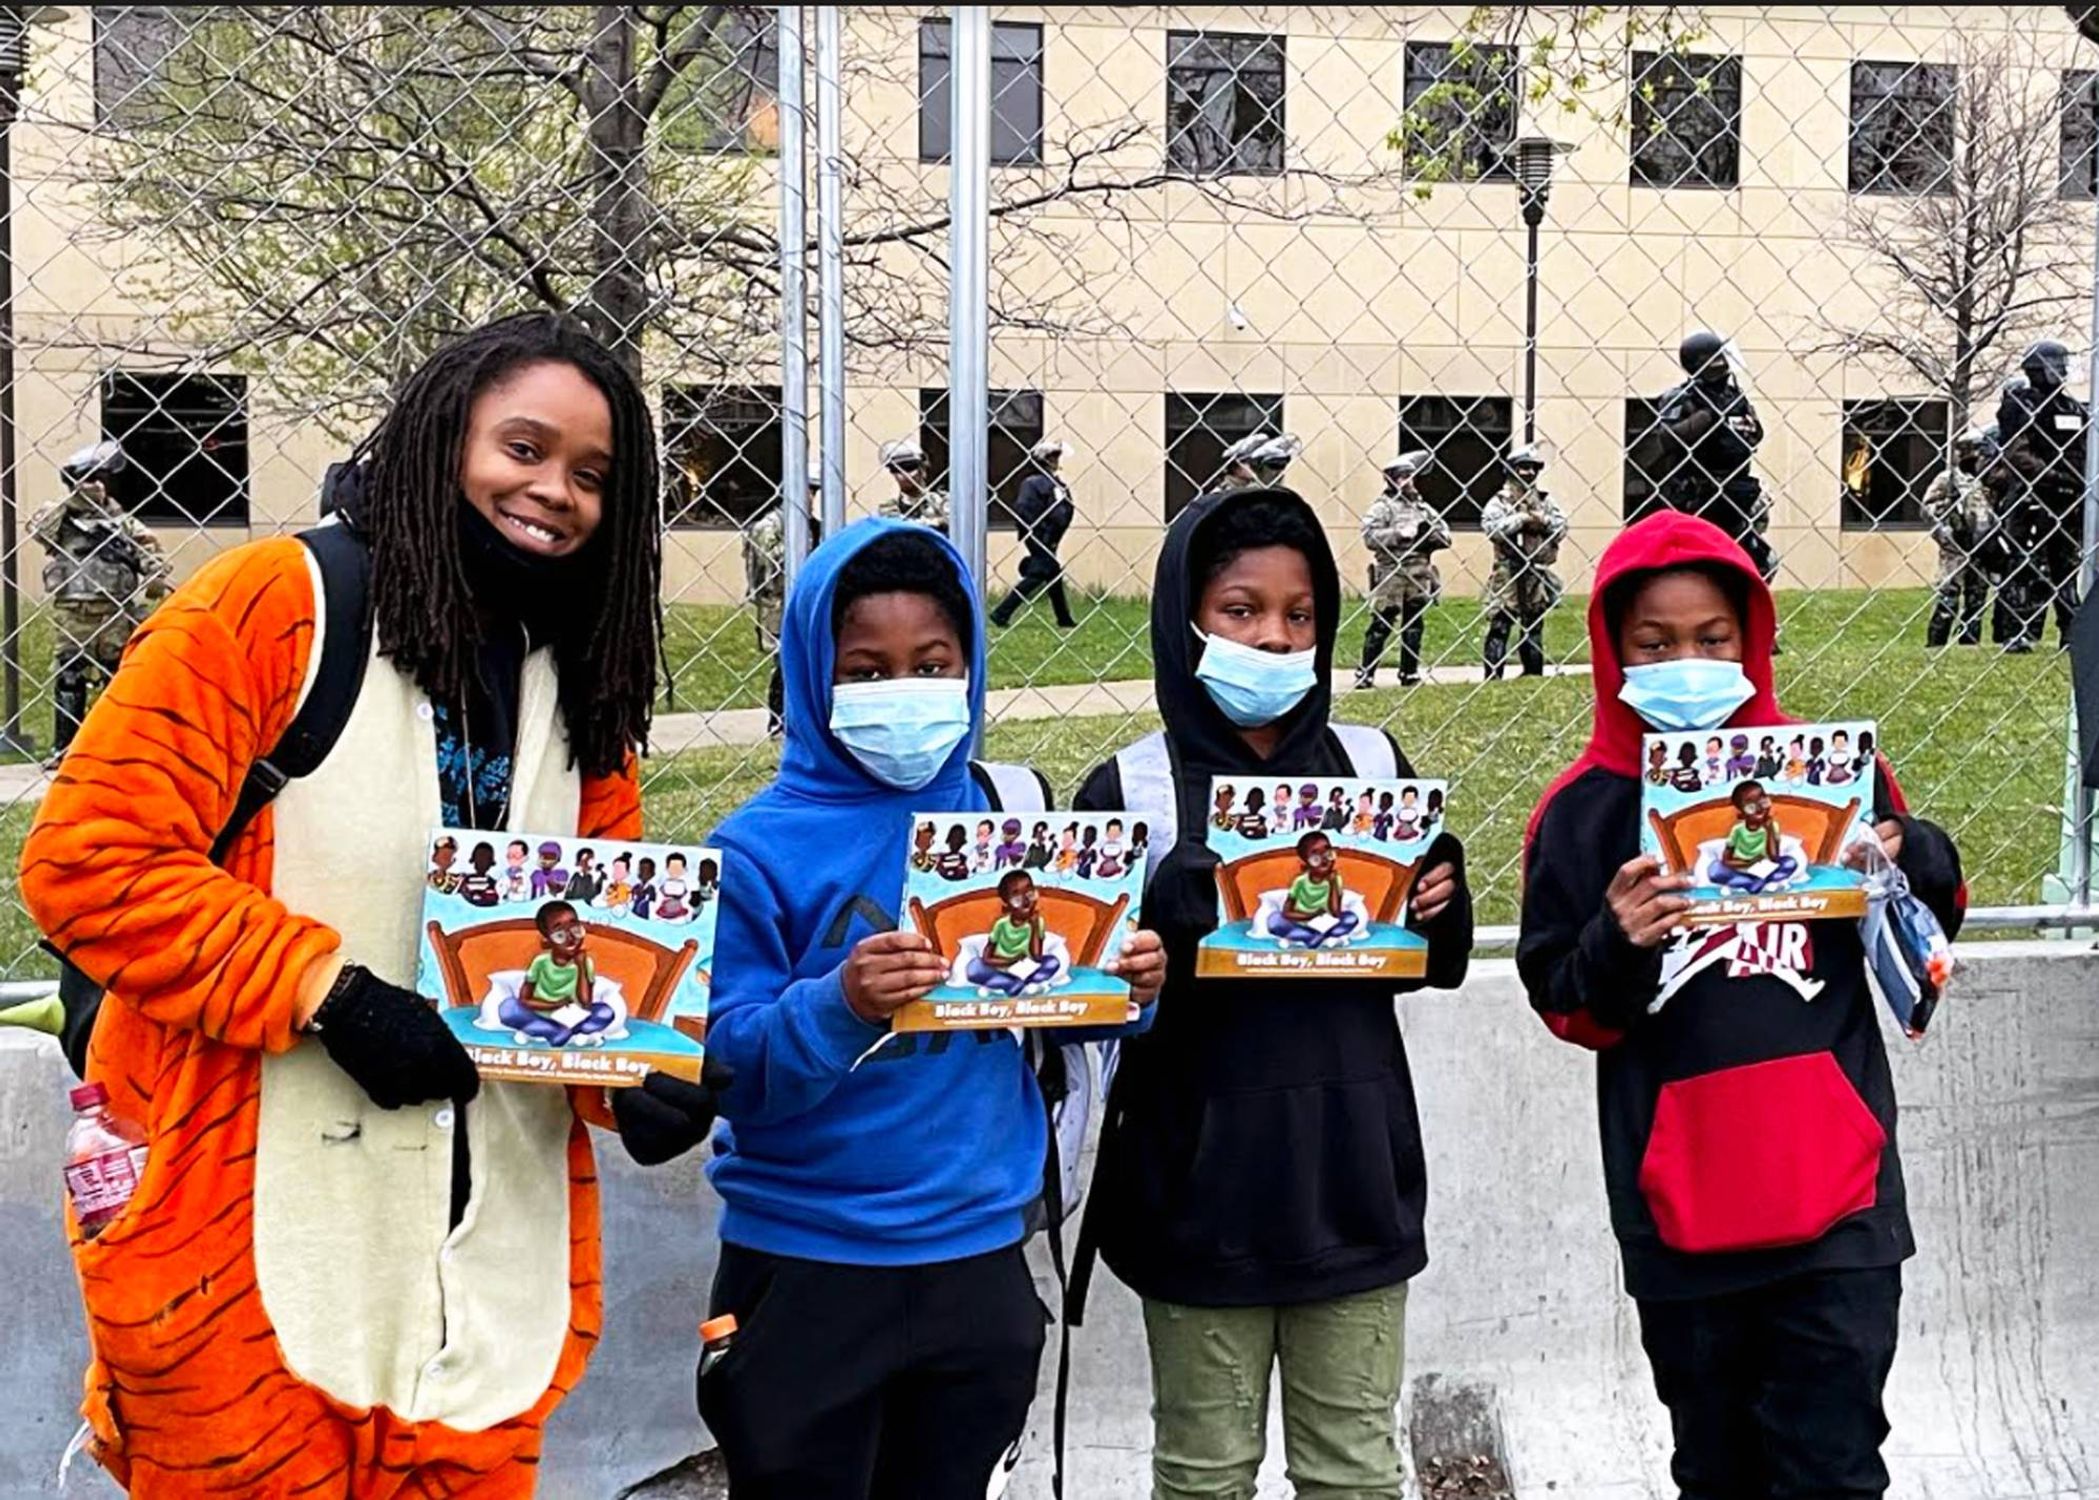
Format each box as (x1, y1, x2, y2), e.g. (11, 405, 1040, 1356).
(777, 6, 810, 582)
(2075, 181, 2099, 907)
(947, 5, 989, 596)
(816, 6, 846, 538)
(0, 7, 23, 753)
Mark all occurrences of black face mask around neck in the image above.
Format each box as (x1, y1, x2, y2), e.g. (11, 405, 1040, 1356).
(457, 500, 590, 644)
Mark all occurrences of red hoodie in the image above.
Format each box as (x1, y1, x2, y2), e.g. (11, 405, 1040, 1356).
(1515, 512, 1965, 1301)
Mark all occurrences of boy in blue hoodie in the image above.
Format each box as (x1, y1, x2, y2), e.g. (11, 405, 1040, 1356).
(671, 519, 1164, 1500)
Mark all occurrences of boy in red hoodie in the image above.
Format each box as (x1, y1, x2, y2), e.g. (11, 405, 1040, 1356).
(1517, 512, 1963, 1499)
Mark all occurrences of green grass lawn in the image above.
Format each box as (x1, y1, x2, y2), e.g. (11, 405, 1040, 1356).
(658, 584, 1968, 711)
(642, 582, 2069, 927)
(0, 584, 2070, 978)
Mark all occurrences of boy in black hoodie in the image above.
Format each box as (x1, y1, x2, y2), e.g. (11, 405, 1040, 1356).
(1518, 511, 1964, 1499)
(1070, 488, 1473, 1498)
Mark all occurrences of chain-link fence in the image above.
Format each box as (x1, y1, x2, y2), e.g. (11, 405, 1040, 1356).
(0, 3, 2093, 978)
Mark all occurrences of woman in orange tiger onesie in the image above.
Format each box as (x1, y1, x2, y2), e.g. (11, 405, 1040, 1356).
(22, 314, 725, 1498)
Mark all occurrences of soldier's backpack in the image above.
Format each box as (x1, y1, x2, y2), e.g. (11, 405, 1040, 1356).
(46, 519, 375, 1076)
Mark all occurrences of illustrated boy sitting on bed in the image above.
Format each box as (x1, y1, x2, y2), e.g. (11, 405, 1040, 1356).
(1711, 780, 1801, 894)
(505, 899, 619, 1046)
(1269, 831, 1362, 947)
(968, 870, 1063, 996)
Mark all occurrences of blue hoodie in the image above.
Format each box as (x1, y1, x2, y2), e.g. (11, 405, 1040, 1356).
(706, 518, 1093, 1264)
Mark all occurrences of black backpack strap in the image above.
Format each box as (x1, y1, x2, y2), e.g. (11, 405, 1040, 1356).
(207, 522, 372, 863)
(51, 522, 372, 1077)
(1034, 1036, 1075, 1500)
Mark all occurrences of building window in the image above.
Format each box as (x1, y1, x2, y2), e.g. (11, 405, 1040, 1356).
(2063, 70, 2097, 200)
(1163, 392, 1282, 521)
(1630, 52, 1741, 190)
(920, 19, 1044, 166)
(1401, 42, 1517, 183)
(1397, 395, 1512, 530)
(918, 388, 1043, 532)
(1165, 31, 1285, 176)
(1849, 60, 1956, 196)
(101, 372, 250, 526)
(691, 11, 780, 154)
(94, 6, 182, 130)
(1840, 399, 1947, 530)
(1623, 398, 1674, 521)
(663, 385, 782, 529)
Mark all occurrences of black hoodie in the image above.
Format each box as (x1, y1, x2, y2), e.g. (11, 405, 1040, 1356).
(1070, 487, 1473, 1310)
(1518, 513, 1965, 1302)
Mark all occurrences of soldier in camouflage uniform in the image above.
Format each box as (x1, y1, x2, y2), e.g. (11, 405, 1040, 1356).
(1923, 429, 1998, 648)
(1356, 450, 1448, 689)
(745, 476, 823, 738)
(33, 440, 171, 759)
(1212, 432, 1300, 495)
(877, 438, 950, 530)
(1480, 445, 1567, 681)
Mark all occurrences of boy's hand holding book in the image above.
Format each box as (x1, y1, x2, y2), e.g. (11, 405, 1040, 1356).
(1607, 855, 1696, 949)
(1411, 862, 1459, 922)
(844, 930, 951, 1023)
(1104, 928, 1167, 1007)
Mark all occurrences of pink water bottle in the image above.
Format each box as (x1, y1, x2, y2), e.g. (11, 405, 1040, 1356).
(63, 1083, 148, 1239)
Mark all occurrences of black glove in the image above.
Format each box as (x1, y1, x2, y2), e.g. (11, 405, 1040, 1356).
(311, 964, 480, 1110)
(612, 1059, 733, 1166)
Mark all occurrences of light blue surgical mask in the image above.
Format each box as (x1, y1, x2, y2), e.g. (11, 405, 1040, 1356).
(1618, 658, 1754, 731)
(829, 677, 972, 790)
(1194, 629, 1318, 728)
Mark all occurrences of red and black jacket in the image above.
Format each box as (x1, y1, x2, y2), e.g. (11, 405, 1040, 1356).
(1517, 513, 1964, 1301)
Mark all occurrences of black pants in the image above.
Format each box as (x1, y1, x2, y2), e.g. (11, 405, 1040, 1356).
(1997, 524, 2080, 648)
(51, 656, 93, 756)
(1637, 1265, 1902, 1500)
(990, 568, 1075, 628)
(700, 1242, 1047, 1500)
(1483, 611, 1545, 678)
(1926, 567, 1990, 647)
(1360, 602, 1425, 682)
(765, 663, 784, 739)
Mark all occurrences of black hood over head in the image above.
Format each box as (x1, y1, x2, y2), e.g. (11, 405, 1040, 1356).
(1151, 484, 1341, 771)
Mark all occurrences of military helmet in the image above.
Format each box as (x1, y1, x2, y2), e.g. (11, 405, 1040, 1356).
(1679, 330, 1728, 377)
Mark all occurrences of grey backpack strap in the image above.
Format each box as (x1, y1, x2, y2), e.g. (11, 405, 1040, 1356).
(1332, 723, 1398, 779)
(1113, 731, 1178, 878)
(968, 759, 1051, 814)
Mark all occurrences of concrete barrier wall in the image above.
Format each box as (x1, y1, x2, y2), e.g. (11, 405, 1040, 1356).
(7, 945, 2098, 1499)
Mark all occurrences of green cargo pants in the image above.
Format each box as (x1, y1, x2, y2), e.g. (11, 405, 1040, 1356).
(1141, 1280, 1409, 1500)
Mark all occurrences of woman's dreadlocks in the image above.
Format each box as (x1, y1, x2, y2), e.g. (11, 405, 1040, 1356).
(351, 312, 662, 779)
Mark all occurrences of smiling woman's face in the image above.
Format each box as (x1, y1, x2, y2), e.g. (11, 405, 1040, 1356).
(459, 359, 612, 558)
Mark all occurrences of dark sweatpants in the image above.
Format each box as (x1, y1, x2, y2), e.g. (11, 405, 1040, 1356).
(699, 1241, 1047, 1500)
(1636, 1265, 1902, 1500)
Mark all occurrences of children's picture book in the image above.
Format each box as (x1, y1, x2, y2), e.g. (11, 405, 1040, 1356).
(415, 830, 716, 1086)
(1196, 775, 1446, 979)
(1639, 721, 1881, 926)
(894, 811, 1149, 1032)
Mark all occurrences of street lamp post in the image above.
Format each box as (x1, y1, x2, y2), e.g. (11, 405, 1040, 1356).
(1512, 135, 1567, 447)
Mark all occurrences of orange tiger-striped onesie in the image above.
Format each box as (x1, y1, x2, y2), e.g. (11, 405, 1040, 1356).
(22, 537, 639, 1498)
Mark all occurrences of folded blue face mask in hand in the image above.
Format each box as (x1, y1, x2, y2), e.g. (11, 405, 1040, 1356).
(829, 677, 972, 790)
(1852, 834, 1954, 1039)
(1194, 629, 1318, 728)
(1618, 658, 1754, 731)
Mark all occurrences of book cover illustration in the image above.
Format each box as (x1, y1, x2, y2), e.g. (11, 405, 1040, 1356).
(1196, 776, 1445, 979)
(415, 831, 715, 1086)
(894, 811, 1149, 1032)
(1639, 721, 1880, 926)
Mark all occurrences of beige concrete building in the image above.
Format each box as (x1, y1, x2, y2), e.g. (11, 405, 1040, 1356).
(6, 5, 2093, 606)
